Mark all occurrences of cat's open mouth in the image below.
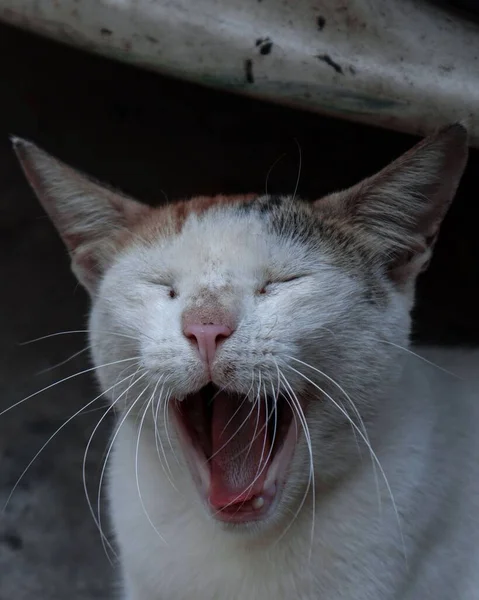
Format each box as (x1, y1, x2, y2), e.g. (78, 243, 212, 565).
(173, 383, 298, 524)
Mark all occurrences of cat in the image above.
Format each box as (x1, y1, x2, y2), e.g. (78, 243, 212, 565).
(12, 123, 479, 600)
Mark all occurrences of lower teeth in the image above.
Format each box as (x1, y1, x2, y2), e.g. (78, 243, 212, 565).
(252, 496, 264, 510)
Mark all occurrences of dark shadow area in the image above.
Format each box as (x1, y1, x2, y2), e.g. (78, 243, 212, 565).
(0, 21, 478, 599)
(430, 0, 479, 22)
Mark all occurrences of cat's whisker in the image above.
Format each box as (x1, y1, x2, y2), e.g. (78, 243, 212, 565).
(209, 375, 259, 465)
(96, 370, 150, 557)
(19, 329, 146, 345)
(243, 373, 268, 459)
(78, 405, 112, 417)
(82, 367, 145, 560)
(210, 374, 268, 517)
(227, 385, 261, 465)
(273, 360, 298, 440)
(372, 339, 462, 379)
(283, 355, 380, 513)
(0, 356, 142, 419)
(247, 374, 263, 459)
(276, 386, 316, 560)
(208, 397, 259, 462)
(88, 362, 143, 481)
(292, 138, 302, 202)
(264, 152, 286, 195)
(151, 376, 179, 491)
(237, 382, 273, 509)
(275, 138, 303, 240)
(134, 390, 153, 427)
(135, 388, 167, 544)
(219, 374, 255, 437)
(276, 369, 315, 559)
(154, 385, 179, 491)
(249, 381, 270, 495)
(260, 379, 277, 472)
(264, 377, 279, 484)
(1, 362, 140, 514)
(284, 355, 369, 441)
(216, 374, 286, 518)
(163, 389, 181, 467)
(35, 345, 92, 374)
(284, 363, 407, 564)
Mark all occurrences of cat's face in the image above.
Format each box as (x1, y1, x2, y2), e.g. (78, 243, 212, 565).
(13, 125, 468, 531)
(90, 197, 409, 525)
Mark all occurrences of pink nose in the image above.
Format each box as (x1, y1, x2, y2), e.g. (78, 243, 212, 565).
(183, 323, 233, 365)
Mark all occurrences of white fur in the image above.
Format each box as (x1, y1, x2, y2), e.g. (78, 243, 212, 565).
(84, 208, 479, 600)
(110, 354, 479, 600)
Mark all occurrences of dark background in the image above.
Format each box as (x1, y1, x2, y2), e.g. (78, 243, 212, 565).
(0, 20, 478, 599)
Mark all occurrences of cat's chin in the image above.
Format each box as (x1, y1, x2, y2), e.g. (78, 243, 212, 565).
(172, 384, 300, 525)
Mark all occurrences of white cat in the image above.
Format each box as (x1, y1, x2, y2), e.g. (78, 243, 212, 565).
(13, 124, 479, 599)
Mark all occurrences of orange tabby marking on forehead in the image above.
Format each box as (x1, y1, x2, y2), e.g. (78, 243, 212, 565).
(130, 193, 256, 242)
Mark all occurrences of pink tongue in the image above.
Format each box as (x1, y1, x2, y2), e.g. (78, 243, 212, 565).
(209, 393, 271, 509)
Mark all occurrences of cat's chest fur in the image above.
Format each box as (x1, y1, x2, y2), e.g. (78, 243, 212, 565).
(110, 349, 479, 600)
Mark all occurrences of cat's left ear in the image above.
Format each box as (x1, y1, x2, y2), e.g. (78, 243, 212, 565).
(12, 138, 150, 295)
(316, 123, 468, 288)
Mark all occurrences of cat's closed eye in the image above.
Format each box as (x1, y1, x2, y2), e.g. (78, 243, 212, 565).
(258, 274, 306, 295)
(146, 278, 177, 298)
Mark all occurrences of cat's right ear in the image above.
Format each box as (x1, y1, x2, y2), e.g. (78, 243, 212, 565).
(12, 138, 150, 295)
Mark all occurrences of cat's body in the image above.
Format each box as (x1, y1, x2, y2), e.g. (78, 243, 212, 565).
(112, 346, 479, 600)
(12, 124, 479, 599)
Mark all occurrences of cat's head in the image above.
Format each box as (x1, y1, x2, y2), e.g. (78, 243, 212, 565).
(13, 125, 467, 532)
